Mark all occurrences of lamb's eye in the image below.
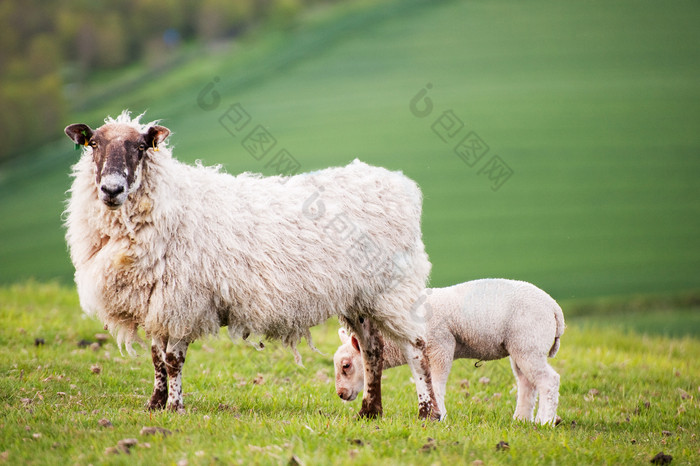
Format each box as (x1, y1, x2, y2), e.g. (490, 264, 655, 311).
(342, 363, 350, 370)
(138, 143, 147, 151)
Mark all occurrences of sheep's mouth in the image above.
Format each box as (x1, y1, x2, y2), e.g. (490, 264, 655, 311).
(338, 391, 359, 402)
(102, 198, 124, 210)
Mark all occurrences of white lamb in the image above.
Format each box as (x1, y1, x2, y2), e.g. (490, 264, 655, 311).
(63, 111, 440, 419)
(334, 279, 565, 425)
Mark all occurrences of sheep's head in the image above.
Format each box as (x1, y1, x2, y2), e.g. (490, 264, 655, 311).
(333, 328, 364, 402)
(65, 122, 169, 209)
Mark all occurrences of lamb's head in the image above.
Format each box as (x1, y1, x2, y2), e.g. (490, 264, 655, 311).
(333, 328, 364, 402)
(65, 122, 169, 209)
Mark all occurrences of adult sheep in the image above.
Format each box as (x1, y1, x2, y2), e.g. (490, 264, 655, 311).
(63, 111, 439, 419)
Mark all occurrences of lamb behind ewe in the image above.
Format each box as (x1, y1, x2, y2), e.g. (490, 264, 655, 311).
(63, 111, 439, 419)
(334, 279, 565, 425)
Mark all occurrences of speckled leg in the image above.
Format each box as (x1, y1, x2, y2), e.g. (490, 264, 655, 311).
(147, 336, 168, 410)
(165, 339, 189, 413)
(352, 320, 385, 419)
(399, 339, 441, 420)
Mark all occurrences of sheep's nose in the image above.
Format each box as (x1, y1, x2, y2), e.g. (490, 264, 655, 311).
(337, 390, 348, 400)
(101, 184, 125, 197)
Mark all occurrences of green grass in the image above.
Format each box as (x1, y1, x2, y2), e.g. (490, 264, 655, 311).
(2, 2, 700, 463)
(1, 282, 699, 465)
(0, 0, 699, 301)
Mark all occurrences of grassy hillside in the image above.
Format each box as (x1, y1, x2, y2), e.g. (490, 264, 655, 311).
(1, 282, 699, 464)
(1, 0, 699, 300)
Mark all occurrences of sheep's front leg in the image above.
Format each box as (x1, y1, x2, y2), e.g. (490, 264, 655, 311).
(353, 320, 385, 419)
(165, 339, 189, 413)
(147, 335, 168, 410)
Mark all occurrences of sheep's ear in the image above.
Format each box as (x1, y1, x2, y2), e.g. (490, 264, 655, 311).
(144, 125, 170, 150)
(65, 124, 93, 146)
(338, 328, 350, 344)
(350, 335, 361, 353)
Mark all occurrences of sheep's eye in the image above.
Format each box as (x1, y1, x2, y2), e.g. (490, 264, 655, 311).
(342, 363, 350, 370)
(89, 140, 97, 148)
(138, 143, 147, 151)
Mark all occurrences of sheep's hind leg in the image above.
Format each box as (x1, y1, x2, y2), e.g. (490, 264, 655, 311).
(165, 339, 189, 413)
(399, 338, 441, 420)
(350, 319, 384, 419)
(147, 335, 168, 410)
(372, 290, 440, 420)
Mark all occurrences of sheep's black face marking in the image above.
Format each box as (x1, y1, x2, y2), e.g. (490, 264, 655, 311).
(92, 125, 143, 209)
(65, 123, 170, 210)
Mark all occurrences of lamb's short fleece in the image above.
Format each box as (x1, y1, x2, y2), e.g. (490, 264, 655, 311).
(334, 279, 565, 424)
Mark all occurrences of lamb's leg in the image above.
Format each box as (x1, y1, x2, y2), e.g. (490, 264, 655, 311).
(164, 339, 189, 413)
(352, 320, 385, 419)
(147, 335, 168, 410)
(398, 338, 441, 420)
(431, 356, 452, 419)
(533, 363, 560, 425)
(510, 357, 537, 422)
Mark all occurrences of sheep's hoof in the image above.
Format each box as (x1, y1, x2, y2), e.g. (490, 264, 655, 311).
(147, 392, 168, 410)
(357, 408, 383, 420)
(146, 399, 166, 411)
(418, 402, 441, 421)
(166, 403, 186, 414)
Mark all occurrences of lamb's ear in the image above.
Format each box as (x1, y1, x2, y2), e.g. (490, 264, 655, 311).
(144, 125, 170, 150)
(65, 124, 93, 146)
(350, 334, 361, 353)
(338, 328, 350, 344)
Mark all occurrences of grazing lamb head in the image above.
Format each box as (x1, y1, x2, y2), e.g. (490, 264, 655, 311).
(333, 328, 365, 402)
(65, 122, 170, 209)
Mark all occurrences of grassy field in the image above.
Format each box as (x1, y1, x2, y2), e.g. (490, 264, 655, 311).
(0, 0, 699, 300)
(1, 1, 699, 463)
(0, 282, 698, 465)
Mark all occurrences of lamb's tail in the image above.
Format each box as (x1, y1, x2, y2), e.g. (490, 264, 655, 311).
(548, 301, 566, 358)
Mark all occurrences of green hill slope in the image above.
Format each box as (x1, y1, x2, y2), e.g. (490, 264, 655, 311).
(1, 0, 699, 300)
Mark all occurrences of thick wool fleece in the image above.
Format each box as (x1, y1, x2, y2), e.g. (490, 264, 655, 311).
(64, 113, 431, 358)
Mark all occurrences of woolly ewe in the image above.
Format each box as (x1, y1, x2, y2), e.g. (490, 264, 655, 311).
(334, 279, 565, 424)
(63, 111, 439, 419)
